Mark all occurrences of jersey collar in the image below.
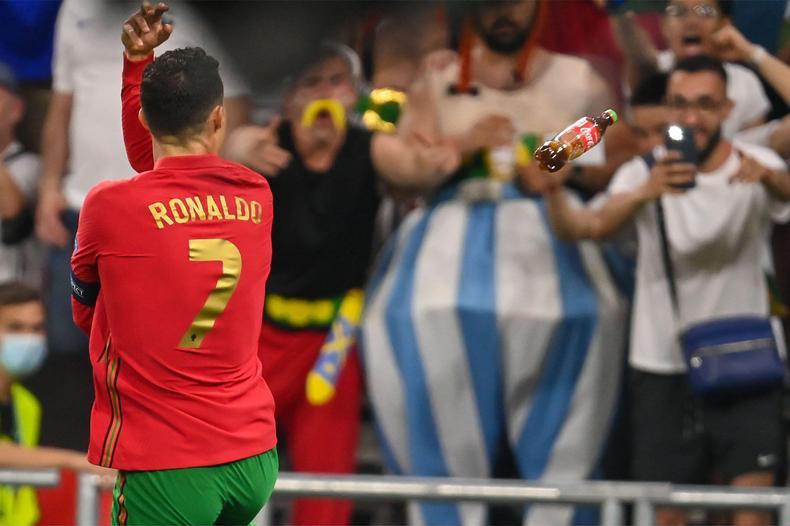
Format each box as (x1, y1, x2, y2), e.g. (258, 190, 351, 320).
(154, 153, 224, 171)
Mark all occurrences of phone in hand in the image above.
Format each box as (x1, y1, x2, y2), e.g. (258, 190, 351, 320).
(664, 124, 697, 189)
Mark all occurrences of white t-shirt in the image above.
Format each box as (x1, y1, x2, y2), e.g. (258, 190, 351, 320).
(657, 50, 770, 140)
(53, 0, 248, 209)
(609, 141, 790, 373)
(0, 142, 43, 287)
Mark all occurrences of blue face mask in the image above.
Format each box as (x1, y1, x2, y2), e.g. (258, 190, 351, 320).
(0, 334, 47, 378)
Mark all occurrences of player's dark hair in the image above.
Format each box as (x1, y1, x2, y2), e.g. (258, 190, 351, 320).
(0, 282, 41, 308)
(630, 73, 668, 107)
(141, 47, 224, 139)
(671, 54, 727, 85)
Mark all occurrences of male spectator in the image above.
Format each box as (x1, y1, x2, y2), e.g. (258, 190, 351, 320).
(34, 0, 249, 451)
(714, 22, 790, 158)
(120, 4, 459, 524)
(0, 281, 103, 526)
(627, 72, 671, 156)
(541, 55, 790, 526)
(362, 1, 629, 525)
(70, 5, 278, 523)
(613, 0, 771, 138)
(0, 64, 41, 287)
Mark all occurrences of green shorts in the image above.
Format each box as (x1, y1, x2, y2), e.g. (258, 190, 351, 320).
(112, 448, 278, 526)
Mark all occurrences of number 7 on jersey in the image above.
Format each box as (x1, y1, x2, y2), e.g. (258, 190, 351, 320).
(179, 239, 242, 348)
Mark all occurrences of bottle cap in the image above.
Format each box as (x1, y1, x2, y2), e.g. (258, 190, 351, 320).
(604, 109, 618, 123)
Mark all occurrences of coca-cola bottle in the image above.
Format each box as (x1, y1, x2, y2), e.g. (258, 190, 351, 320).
(534, 109, 618, 172)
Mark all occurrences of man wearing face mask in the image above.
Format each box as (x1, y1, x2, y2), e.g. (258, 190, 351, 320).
(0, 281, 103, 526)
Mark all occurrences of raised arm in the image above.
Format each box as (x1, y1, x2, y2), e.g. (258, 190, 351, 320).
(714, 24, 790, 106)
(369, 62, 461, 192)
(122, 54, 155, 172)
(545, 152, 695, 241)
(120, 2, 174, 172)
(609, 11, 660, 90)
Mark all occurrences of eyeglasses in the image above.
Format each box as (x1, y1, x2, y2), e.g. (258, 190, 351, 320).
(665, 3, 720, 19)
(665, 96, 725, 113)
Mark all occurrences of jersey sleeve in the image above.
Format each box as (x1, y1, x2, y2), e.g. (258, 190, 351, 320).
(122, 54, 155, 173)
(70, 186, 108, 335)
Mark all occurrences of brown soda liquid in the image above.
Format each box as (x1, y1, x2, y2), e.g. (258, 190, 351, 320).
(534, 109, 618, 172)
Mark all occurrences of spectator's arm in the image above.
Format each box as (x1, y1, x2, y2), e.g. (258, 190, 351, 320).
(763, 168, 790, 201)
(122, 53, 155, 172)
(0, 161, 25, 219)
(371, 133, 459, 192)
(714, 24, 790, 106)
(0, 442, 89, 471)
(546, 186, 648, 241)
(370, 59, 460, 192)
(546, 152, 694, 240)
(609, 11, 659, 89)
(731, 151, 790, 201)
(769, 116, 790, 159)
(36, 91, 72, 248)
(223, 96, 250, 136)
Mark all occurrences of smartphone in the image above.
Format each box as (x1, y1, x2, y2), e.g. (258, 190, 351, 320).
(664, 125, 696, 189)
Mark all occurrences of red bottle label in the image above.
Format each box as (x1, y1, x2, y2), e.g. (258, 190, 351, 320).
(567, 117, 601, 151)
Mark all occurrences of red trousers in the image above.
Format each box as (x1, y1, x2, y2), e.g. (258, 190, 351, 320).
(259, 319, 362, 526)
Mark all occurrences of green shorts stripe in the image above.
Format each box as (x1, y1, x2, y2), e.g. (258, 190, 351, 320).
(112, 448, 278, 526)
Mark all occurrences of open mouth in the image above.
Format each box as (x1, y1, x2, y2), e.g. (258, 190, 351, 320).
(682, 34, 703, 46)
(311, 109, 334, 126)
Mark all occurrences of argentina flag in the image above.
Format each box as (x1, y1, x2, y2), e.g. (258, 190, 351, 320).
(361, 182, 629, 526)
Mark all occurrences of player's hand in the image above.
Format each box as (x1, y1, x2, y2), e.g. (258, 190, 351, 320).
(458, 115, 516, 155)
(35, 185, 70, 248)
(519, 161, 571, 194)
(640, 151, 695, 199)
(713, 24, 757, 63)
(224, 117, 293, 177)
(122, 2, 173, 61)
(730, 151, 776, 185)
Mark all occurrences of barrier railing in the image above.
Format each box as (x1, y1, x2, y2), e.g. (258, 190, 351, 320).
(75, 472, 790, 526)
(0, 468, 59, 487)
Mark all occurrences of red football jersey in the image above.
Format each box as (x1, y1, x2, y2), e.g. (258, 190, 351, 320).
(71, 154, 277, 470)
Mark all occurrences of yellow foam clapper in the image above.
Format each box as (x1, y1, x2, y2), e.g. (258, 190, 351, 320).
(515, 133, 540, 167)
(306, 289, 365, 405)
(301, 98, 347, 131)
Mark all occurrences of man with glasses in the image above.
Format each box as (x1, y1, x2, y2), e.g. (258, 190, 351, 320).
(537, 55, 790, 526)
(613, 0, 770, 139)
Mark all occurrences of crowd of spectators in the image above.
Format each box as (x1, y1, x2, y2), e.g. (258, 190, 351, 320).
(0, 0, 789, 525)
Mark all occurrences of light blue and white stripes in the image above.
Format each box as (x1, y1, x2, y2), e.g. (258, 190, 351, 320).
(362, 183, 628, 526)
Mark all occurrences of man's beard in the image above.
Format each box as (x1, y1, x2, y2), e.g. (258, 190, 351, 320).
(477, 18, 531, 54)
(697, 126, 722, 165)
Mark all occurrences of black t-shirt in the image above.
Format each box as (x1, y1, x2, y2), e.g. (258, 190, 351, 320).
(266, 121, 380, 299)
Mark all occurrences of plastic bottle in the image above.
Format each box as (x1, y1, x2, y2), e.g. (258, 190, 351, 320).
(534, 109, 618, 172)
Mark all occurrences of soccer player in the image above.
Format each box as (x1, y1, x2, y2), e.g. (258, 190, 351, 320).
(69, 6, 278, 524)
